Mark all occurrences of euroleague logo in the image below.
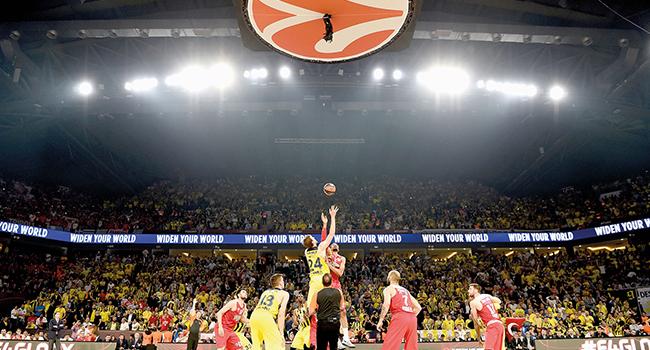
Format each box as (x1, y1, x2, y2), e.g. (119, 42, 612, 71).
(244, 0, 414, 62)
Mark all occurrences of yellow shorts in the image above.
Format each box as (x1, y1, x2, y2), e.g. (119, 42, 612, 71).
(236, 333, 252, 350)
(250, 310, 284, 350)
(307, 278, 324, 305)
(291, 325, 310, 349)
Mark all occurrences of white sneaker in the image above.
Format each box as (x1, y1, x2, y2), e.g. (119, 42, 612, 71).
(342, 339, 355, 348)
(337, 339, 346, 349)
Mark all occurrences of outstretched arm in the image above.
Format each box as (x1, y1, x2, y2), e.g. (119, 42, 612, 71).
(319, 206, 338, 252)
(321, 213, 328, 241)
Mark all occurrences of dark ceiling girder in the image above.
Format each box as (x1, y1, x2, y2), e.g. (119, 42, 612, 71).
(30, 0, 160, 19)
(454, 0, 611, 25)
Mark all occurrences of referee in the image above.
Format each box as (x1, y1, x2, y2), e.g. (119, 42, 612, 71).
(309, 273, 345, 350)
(186, 299, 201, 350)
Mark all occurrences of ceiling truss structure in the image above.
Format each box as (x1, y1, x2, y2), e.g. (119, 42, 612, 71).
(0, 0, 648, 194)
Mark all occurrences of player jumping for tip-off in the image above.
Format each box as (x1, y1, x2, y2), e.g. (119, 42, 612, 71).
(302, 205, 339, 348)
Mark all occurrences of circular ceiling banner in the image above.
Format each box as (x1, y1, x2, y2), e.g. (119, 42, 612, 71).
(244, 0, 415, 63)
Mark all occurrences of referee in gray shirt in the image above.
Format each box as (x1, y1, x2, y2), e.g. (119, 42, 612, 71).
(309, 273, 345, 350)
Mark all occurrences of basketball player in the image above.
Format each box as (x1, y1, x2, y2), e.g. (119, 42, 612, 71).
(215, 289, 249, 350)
(327, 243, 354, 348)
(468, 283, 504, 350)
(250, 274, 290, 350)
(303, 205, 339, 347)
(290, 294, 310, 350)
(232, 322, 252, 350)
(376, 270, 421, 350)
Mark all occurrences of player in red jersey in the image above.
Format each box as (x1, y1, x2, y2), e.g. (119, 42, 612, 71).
(469, 283, 504, 350)
(327, 243, 354, 348)
(216, 289, 249, 350)
(377, 270, 422, 350)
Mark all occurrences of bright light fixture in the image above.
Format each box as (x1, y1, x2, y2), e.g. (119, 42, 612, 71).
(249, 68, 269, 80)
(417, 66, 470, 94)
(479, 80, 538, 97)
(124, 77, 158, 92)
(165, 63, 234, 92)
(210, 63, 235, 89)
(549, 85, 567, 101)
(392, 69, 403, 81)
(372, 68, 385, 81)
(76, 81, 93, 96)
(279, 66, 291, 79)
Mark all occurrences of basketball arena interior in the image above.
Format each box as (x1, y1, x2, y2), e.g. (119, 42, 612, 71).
(1, 1, 650, 350)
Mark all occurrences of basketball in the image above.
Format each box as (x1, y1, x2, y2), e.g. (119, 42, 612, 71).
(323, 183, 336, 196)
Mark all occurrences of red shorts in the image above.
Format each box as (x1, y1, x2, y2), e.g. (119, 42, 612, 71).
(484, 321, 505, 350)
(215, 328, 242, 350)
(381, 313, 417, 350)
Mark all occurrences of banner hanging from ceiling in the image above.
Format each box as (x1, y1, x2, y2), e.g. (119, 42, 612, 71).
(242, 0, 416, 63)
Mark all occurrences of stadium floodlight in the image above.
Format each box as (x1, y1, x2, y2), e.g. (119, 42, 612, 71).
(417, 66, 470, 94)
(210, 63, 235, 89)
(76, 81, 94, 96)
(549, 85, 567, 101)
(372, 68, 385, 81)
(392, 69, 403, 81)
(279, 66, 291, 80)
(250, 67, 269, 80)
(124, 77, 158, 93)
(258, 68, 269, 79)
(479, 80, 538, 98)
(165, 63, 234, 92)
(164, 66, 211, 92)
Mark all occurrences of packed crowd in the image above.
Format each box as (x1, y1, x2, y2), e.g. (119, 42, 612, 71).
(1, 242, 649, 344)
(2, 172, 649, 233)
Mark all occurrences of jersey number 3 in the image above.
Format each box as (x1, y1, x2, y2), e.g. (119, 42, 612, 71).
(259, 294, 275, 308)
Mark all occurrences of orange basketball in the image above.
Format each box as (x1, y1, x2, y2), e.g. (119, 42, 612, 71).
(323, 183, 336, 196)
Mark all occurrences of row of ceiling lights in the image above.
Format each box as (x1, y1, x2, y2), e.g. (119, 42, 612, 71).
(75, 63, 568, 101)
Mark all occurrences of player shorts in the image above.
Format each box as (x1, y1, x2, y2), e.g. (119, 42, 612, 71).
(484, 320, 505, 350)
(235, 332, 252, 350)
(291, 325, 310, 349)
(381, 313, 418, 350)
(216, 328, 243, 350)
(307, 278, 324, 305)
(250, 310, 284, 350)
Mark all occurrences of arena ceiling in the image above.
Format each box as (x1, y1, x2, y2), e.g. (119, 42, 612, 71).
(0, 0, 649, 195)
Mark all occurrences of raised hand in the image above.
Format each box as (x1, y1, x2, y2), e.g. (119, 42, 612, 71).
(329, 205, 339, 217)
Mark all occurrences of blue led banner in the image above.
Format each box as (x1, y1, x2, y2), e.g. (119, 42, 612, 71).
(1, 217, 648, 246)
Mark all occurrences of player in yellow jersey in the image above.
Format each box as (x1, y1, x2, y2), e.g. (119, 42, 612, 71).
(302, 205, 338, 348)
(250, 274, 290, 350)
(232, 322, 252, 350)
(290, 294, 311, 350)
